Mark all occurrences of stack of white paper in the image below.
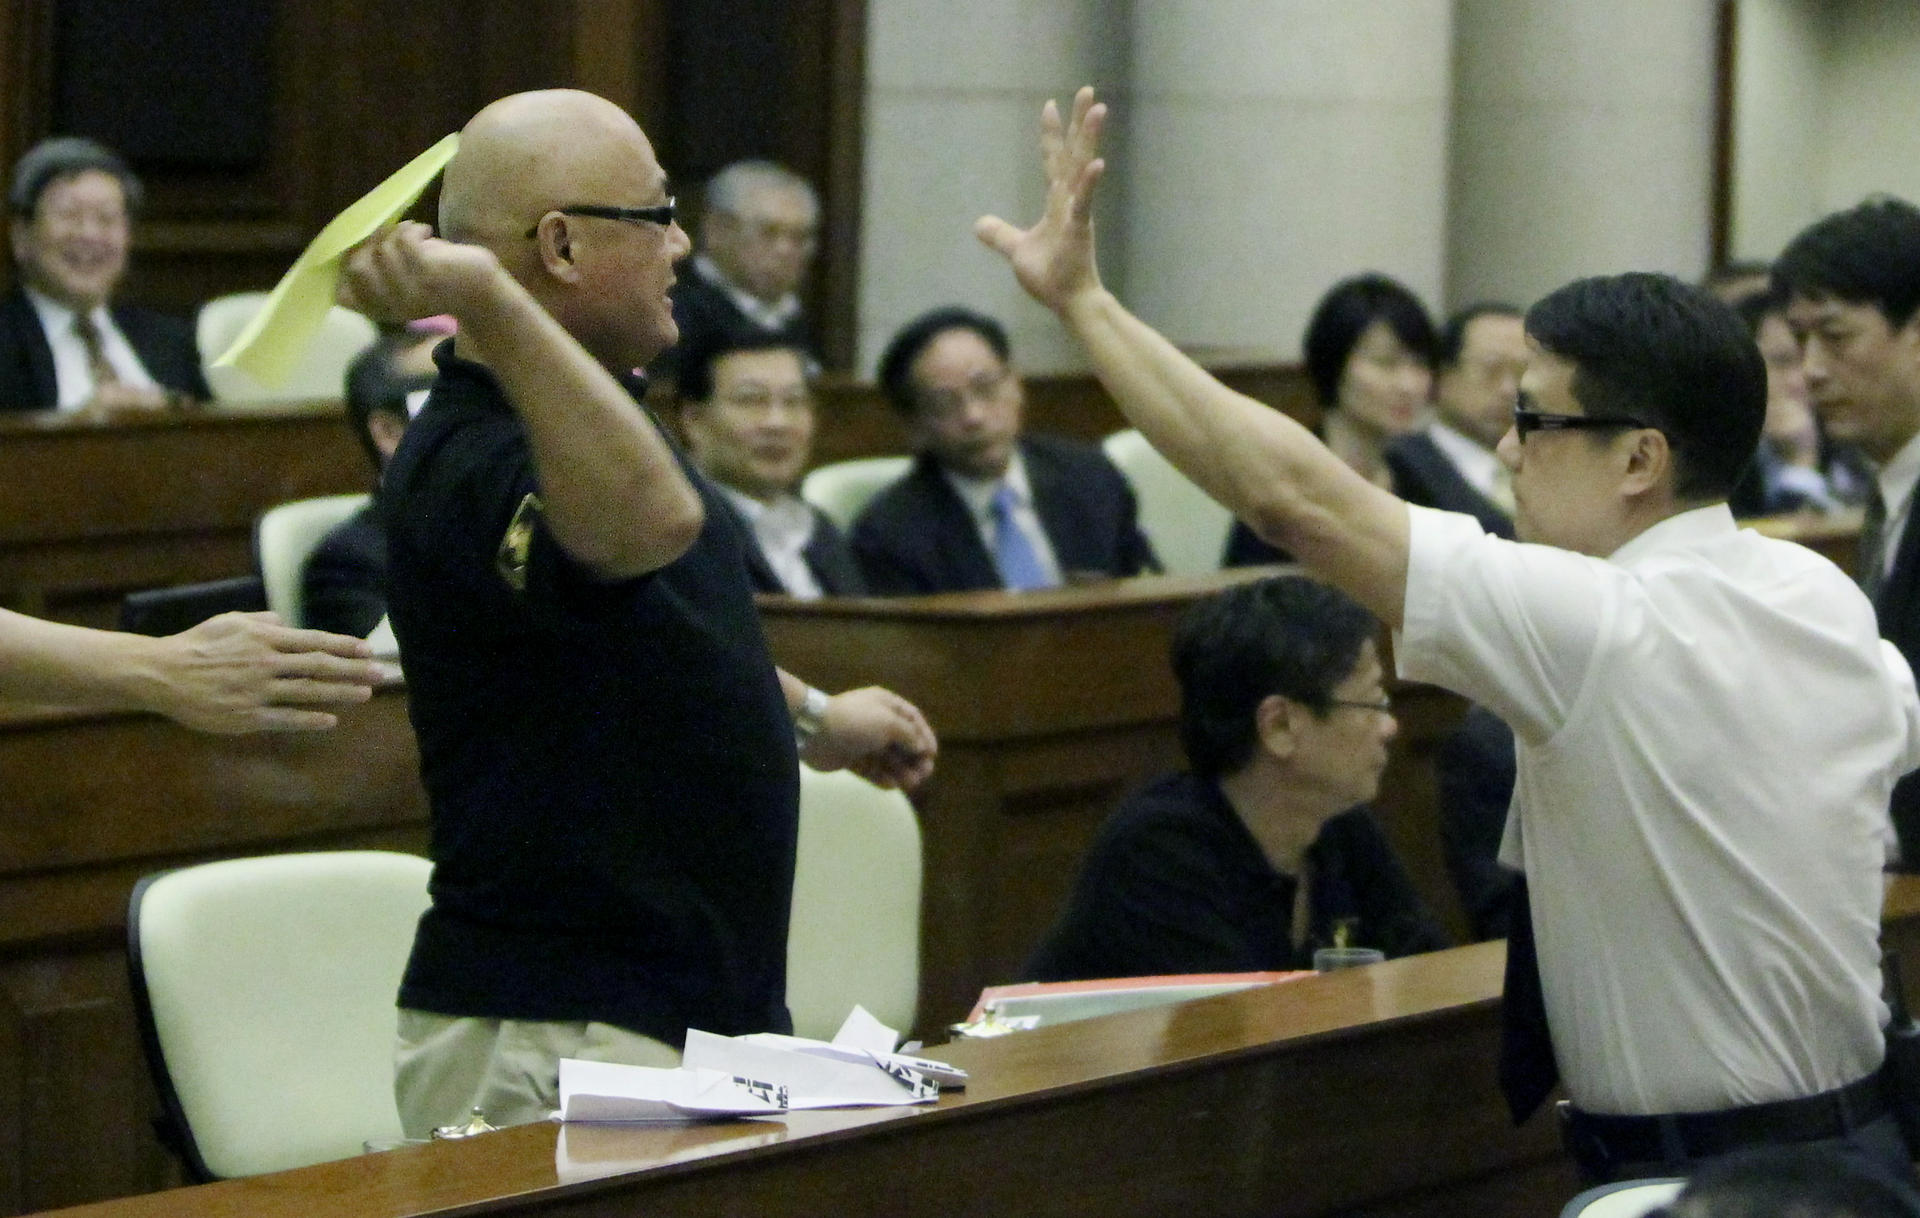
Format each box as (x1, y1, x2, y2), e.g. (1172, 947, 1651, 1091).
(556, 1006, 964, 1124)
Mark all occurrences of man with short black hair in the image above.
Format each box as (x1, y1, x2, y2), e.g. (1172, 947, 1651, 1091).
(1775, 196, 1920, 863)
(979, 88, 1920, 1183)
(852, 304, 1157, 594)
(1024, 574, 1447, 981)
(676, 330, 863, 597)
(661, 160, 818, 377)
(1387, 303, 1522, 538)
(1, 136, 207, 411)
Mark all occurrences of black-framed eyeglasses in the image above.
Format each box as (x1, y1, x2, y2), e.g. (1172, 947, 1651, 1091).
(1512, 406, 1650, 440)
(523, 199, 676, 239)
(1328, 696, 1393, 715)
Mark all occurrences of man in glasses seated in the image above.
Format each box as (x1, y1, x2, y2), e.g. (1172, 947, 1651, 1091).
(1023, 574, 1448, 982)
(675, 330, 864, 597)
(980, 88, 1920, 1185)
(852, 304, 1158, 594)
(657, 160, 819, 381)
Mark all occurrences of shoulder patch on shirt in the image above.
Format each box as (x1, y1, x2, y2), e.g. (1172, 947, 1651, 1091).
(496, 492, 545, 592)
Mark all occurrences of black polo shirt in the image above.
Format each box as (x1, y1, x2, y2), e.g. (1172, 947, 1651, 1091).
(1023, 772, 1448, 981)
(383, 343, 798, 1043)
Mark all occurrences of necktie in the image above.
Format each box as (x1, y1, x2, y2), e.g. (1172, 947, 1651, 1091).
(991, 483, 1055, 591)
(74, 312, 121, 396)
(1860, 485, 1889, 602)
(1498, 879, 1560, 1125)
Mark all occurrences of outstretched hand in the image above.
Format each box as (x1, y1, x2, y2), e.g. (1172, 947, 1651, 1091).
(974, 86, 1109, 315)
(146, 612, 382, 733)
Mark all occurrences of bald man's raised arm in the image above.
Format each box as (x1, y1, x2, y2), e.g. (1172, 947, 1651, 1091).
(340, 224, 703, 580)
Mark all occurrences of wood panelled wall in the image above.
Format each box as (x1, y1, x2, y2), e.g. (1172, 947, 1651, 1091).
(0, 0, 866, 366)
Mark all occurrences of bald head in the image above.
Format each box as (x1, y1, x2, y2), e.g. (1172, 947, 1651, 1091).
(438, 89, 688, 369)
(441, 90, 661, 250)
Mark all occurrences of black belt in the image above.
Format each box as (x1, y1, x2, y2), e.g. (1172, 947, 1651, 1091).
(1560, 1069, 1892, 1177)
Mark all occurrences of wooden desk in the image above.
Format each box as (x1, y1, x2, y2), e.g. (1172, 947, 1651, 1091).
(0, 403, 366, 625)
(0, 691, 428, 1214)
(760, 572, 1469, 1036)
(40, 942, 1583, 1218)
(1, 363, 1311, 628)
(39, 884, 1920, 1218)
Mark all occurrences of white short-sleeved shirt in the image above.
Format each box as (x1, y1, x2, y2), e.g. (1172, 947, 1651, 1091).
(1396, 503, 1920, 1115)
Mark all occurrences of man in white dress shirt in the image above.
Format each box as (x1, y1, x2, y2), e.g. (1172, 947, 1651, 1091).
(977, 87, 1920, 1184)
(676, 332, 865, 597)
(2, 137, 208, 412)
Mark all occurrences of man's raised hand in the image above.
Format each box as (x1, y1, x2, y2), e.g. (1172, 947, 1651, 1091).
(974, 86, 1109, 315)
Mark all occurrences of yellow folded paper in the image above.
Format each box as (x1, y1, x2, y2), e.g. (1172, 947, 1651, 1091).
(214, 133, 460, 388)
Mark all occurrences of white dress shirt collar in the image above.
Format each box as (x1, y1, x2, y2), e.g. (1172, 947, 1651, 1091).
(718, 484, 822, 598)
(692, 255, 801, 332)
(1425, 421, 1504, 498)
(23, 285, 160, 409)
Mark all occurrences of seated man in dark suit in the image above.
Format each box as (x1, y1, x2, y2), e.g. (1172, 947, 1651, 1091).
(676, 331, 864, 597)
(302, 324, 442, 636)
(1, 137, 208, 412)
(1386, 303, 1523, 539)
(853, 305, 1157, 594)
(657, 161, 818, 381)
(1025, 575, 1448, 980)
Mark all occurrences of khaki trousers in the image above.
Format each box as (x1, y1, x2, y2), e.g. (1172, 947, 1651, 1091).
(395, 1008, 680, 1139)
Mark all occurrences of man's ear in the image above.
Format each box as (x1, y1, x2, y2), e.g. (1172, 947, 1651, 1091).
(9, 217, 31, 263)
(1620, 427, 1672, 498)
(530, 214, 580, 282)
(1254, 693, 1296, 763)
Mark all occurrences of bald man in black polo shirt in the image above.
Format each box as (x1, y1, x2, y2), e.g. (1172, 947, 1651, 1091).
(338, 89, 934, 1137)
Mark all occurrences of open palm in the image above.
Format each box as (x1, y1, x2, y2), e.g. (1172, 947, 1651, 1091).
(976, 87, 1110, 314)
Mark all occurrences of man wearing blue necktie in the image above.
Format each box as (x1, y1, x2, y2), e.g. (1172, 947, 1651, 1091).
(852, 305, 1158, 594)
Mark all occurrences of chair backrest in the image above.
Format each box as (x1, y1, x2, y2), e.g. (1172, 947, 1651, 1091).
(1559, 1179, 1686, 1218)
(800, 455, 913, 531)
(256, 493, 370, 626)
(127, 850, 433, 1180)
(786, 765, 922, 1039)
(1102, 428, 1234, 576)
(198, 291, 379, 405)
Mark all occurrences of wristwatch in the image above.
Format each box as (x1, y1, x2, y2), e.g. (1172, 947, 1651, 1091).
(794, 685, 830, 751)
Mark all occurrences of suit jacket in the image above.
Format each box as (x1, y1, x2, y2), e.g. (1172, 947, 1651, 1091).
(652, 260, 815, 381)
(720, 496, 867, 597)
(1385, 431, 1516, 540)
(851, 433, 1159, 595)
(302, 505, 387, 636)
(0, 285, 209, 411)
(1875, 510, 1920, 864)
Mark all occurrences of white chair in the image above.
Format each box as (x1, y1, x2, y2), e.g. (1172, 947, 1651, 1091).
(256, 493, 370, 626)
(1559, 1178, 1685, 1218)
(1103, 429, 1234, 576)
(197, 291, 378, 405)
(127, 850, 433, 1180)
(801, 455, 912, 531)
(785, 765, 922, 1040)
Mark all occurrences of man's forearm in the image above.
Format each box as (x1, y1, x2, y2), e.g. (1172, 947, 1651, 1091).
(1061, 289, 1411, 624)
(0, 609, 154, 711)
(456, 279, 704, 580)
